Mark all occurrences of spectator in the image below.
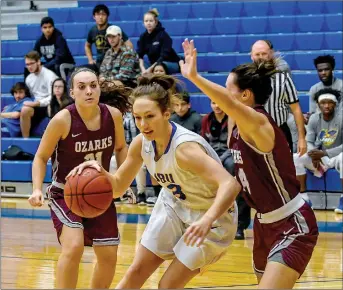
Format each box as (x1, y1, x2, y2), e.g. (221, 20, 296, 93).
(251, 40, 307, 156)
(1, 82, 32, 137)
(152, 62, 168, 75)
(293, 88, 342, 212)
(308, 55, 343, 115)
(201, 101, 234, 175)
(22, 50, 58, 138)
(33, 17, 75, 80)
(48, 78, 73, 118)
(170, 91, 202, 134)
(137, 8, 180, 75)
(99, 25, 140, 88)
(85, 4, 133, 69)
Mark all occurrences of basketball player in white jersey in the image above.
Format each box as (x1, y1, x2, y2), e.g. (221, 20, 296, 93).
(68, 74, 241, 288)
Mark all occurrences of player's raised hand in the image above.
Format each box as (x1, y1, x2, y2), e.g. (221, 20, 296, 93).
(66, 160, 103, 179)
(179, 39, 198, 81)
(184, 216, 212, 247)
(28, 189, 44, 207)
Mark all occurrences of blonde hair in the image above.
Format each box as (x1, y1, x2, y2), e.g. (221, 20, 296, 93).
(145, 8, 159, 21)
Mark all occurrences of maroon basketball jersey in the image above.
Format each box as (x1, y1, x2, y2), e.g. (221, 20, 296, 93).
(50, 103, 115, 191)
(229, 106, 300, 213)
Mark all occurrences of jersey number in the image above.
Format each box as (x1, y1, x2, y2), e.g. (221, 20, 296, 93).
(84, 152, 103, 166)
(238, 168, 251, 195)
(167, 183, 186, 200)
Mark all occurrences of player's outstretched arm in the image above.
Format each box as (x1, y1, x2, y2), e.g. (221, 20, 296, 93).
(180, 39, 275, 152)
(67, 135, 144, 200)
(29, 110, 70, 207)
(175, 142, 241, 247)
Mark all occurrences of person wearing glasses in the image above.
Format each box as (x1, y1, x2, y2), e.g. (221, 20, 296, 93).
(22, 50, 58, 138)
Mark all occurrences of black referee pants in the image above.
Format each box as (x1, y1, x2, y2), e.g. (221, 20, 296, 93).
(279, 122, 294, 153)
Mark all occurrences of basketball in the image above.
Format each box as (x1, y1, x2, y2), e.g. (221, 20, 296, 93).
(64, 167, 113, 218)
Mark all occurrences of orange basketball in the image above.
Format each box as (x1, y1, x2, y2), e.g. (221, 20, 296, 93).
(64, 167, 113, 218)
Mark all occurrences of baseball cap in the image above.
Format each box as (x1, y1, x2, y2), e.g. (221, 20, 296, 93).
(106, 25, 122, 37)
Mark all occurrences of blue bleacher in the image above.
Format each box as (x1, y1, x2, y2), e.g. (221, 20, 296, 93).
(1, 1, 342, 190)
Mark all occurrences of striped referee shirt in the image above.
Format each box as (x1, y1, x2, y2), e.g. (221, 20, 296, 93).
(264, 72, 299, 126)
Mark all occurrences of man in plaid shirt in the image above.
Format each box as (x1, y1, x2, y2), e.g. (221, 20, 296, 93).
(99, 25, 140, 88)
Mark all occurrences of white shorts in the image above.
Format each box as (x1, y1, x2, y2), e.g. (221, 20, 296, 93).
(140, 191, 238, 271)
(294, 152, 342, 178)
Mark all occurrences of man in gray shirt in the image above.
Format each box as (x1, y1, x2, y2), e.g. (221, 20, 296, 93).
(294, 88, 342, 212)
(308, 55, 343, 115)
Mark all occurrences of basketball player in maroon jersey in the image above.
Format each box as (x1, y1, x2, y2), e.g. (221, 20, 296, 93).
(28, 67, 133, 289)
(180, 39, 319, 288)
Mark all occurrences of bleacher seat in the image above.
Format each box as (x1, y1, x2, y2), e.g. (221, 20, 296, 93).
(269, 16, 295, 33)
(296, 15, 324, 33)
(325, 1, 343, 14)
(294, 33, 325, 50)
(188, 19, 213, 35)
(324, 32, 343, 50)
(190, 2, 217, 19)
(216, 2, 242, 18)
(242, 2, 270, 17)
(325, 170, 343, 192)
(1, 161, 52, 182)
(117, 5, 142, 21)
(325, 14, 343, 32)
(306, 170, 326, 191)
(166, 3, 191, 19)
(296, 1, 325, 15)
(298, 94, 310, 113)
(241, 17, 268, 34)
(162, 19, 188, 36)
(269, 1, 296, 16)
(213, 18, 240, 35)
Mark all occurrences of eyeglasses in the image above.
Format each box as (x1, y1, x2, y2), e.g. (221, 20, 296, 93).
(25, 62, 37, 67)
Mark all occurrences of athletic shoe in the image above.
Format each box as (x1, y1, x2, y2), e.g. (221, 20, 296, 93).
(334, 197, 343, 214)
(146, 196, 158, 207)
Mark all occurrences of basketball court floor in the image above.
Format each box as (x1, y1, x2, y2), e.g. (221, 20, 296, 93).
(1, 198, 342, 289)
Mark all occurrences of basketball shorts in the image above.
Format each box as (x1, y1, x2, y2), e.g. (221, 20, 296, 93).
(253, 203, 318, 277)
(47, 185, 119, 247)
(140, 190, 238, 272)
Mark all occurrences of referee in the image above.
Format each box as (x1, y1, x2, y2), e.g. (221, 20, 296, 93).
(250, 40, 307, 155)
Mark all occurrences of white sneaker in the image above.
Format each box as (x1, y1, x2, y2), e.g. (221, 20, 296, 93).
(146, 196, 158, 207)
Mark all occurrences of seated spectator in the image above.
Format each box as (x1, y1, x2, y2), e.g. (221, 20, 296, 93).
(22, 50, 58, 138)
(201, 101, 234, 175)
(170, 92, 202, 134)
(48, 78, 73, 118)
(1, 82, 32, 137)
(85, 4, 133, 69)
(152, 62, 168, 75)
(293, 88, 342, 212)
(137, 8, 180, 75)
(308, 55, 343, 116)
(99, 25, 140, 88)
(33, 17, 75, 80)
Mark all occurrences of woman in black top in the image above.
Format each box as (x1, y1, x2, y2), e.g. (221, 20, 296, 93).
(137, 9, 180, 75)
(48, 78, 73, 118)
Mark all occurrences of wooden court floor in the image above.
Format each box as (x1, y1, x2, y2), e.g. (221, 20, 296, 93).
(1, 198, 342, 289)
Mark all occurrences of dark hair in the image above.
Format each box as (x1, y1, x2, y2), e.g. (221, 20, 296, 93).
(69, 67, 98, 89)
(25, 50, 40, 61)
(50, 78, 73, 118)
(153, 62, 169, 75)
(40, 16, 54, 27)
(10, 82, 31, 98)
(100, 81, 132, 114)
(131, 74, 178, 113)
(313, 55, 335, 70)
(93, 4, 110, 16)
(173, 90, 190, 104)
(231, 59, 279, 105)
(314, 88, 341, 104)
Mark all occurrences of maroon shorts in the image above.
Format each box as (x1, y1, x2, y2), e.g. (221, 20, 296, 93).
(48, 189, 119, 247)
(253, 203, 318, 276)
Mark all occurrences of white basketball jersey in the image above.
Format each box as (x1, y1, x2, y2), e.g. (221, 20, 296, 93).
(141, 122, 222, 211)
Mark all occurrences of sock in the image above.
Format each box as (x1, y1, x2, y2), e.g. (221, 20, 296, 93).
(153, 185, 162, 197)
